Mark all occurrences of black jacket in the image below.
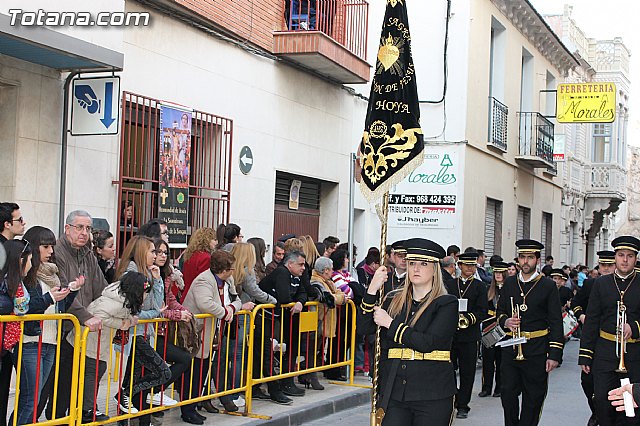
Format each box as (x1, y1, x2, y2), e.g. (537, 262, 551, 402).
(497, 274, 564, 362)
(580, 273, 640, 367)
(445, 277, 488, 342)
(572, 278, 594, 318)
(358, 291, 458, 402)
(258, 264, 308, 306)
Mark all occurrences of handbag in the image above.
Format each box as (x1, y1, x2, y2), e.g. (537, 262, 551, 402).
(167, 317, 201, 357)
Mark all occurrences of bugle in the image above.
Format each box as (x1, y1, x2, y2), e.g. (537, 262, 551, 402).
(616, 301, 628, 373)
(511, 297, 525, 361)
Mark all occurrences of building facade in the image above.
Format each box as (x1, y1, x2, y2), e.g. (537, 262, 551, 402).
(545, 5, 630, 267)
(1, 0, 384, 256)
(381, 0, 578, 262)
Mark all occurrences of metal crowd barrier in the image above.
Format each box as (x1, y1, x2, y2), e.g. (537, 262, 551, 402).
(0, 313, 83, 426)
(1, 300, 360, 425)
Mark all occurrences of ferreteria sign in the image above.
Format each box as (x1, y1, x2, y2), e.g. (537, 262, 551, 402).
(556, 82, 616, 123)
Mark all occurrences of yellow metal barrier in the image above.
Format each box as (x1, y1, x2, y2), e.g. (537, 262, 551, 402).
(244, 300, 359, 417)
(2, 299, 362, 425)
(0, 313, 82, 426)
(75, 311, 254, 425)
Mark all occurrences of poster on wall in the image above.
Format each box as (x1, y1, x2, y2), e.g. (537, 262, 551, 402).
(289, 180, 301, 210)
(389, 145, 460, 230)
(159, 104, 192, 245)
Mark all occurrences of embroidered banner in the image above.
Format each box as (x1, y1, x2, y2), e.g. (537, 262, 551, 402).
(358, 0, 423, 201)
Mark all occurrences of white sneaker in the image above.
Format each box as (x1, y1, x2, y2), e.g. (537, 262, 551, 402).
(114, 393, 139, 414)
(233, 395, 246, 407)
(147, 391, 178, 406)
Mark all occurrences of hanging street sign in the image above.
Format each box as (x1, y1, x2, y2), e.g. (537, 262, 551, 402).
(71, 76, 120, 135)
(556, 82, 616, 123)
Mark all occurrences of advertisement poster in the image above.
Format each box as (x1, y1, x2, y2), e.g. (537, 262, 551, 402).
(389, 145, 460, 231)
(159, 104, 192, 245)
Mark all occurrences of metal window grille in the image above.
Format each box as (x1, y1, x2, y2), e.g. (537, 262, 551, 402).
(488, 97, 508, 151)
(116, 92, 232, 257)
(517, 112, 554, 163)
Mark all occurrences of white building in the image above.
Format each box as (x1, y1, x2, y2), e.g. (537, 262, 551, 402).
(545, 6, 630, 267)
(366, 0, 579, 262)
(1, 0, 384, 257)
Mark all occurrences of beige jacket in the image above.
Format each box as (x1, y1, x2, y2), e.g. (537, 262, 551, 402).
(67, 282, 134, 360)
(311, 270, 346, 338)
(182, 269, 241, 359)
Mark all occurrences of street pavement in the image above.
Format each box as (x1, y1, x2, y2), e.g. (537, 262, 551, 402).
(307, 339, 592, 425)
(8, 339, 589, 425)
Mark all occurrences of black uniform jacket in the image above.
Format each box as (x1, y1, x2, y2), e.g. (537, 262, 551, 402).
(572, 278, 595, 318)
(579, 273, 640, 366)
(486, 287, 502, 324)
(445, 277, 488, 342)
(558, 286, 573, 308)
(384, 270, 406, 295)
(358, 291, 458, 402)
(497, 274, 564, 362)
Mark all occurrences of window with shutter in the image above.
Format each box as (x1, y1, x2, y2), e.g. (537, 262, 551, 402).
(485, 198, 503, 258)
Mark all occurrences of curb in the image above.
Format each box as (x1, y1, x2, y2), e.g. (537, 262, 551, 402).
(243, 388, 371, 426)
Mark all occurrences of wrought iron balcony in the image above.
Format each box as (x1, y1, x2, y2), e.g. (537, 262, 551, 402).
(273, 0, 370, 84)
(516, 112, 554, 168)
(488, 97, 508, 151)
(589, 163, 627, 201)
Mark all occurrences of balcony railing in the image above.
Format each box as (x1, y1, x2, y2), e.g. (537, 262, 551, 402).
(488, 97, 508, 151)
(589, 163, 627, 199)
(285, 0, 368, 59)
(516, 112, 554, 168)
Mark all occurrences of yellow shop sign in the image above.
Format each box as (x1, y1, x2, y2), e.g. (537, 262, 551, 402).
(556, 82, 616, 123)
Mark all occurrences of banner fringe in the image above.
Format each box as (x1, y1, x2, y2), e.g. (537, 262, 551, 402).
(359, 153, 424, 208)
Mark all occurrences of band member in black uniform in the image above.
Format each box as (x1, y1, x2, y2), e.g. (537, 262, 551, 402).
(444, 251, 488, 419)
(579, 236, 640, 426)
(573, 250, 616, 426)
(479, 261, 509, 398)
(496, 239, 564, 426)
(384, 240, 407, 294)
(358, 238, 458, 425)
(551, 269, 573, 309)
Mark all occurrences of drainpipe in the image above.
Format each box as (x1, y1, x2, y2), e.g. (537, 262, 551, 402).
(348, 152, 356, 274)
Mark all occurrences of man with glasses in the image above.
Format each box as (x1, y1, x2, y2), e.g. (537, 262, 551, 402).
(0, 202, 26, 426)
(43, 210, 110, 422)
(0, 202, 27, 243)
(255, 250, 308, 404)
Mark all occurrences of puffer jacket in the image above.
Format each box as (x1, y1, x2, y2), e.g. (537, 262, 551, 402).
(67, 282, 134, 360)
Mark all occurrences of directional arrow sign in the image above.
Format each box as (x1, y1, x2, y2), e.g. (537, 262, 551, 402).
(239, 146, 254, 174)
(100, 81, 116, 129)
(71, 76, 120, 135)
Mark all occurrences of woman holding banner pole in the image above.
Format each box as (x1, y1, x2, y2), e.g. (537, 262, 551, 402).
(357, 238, 458, 425)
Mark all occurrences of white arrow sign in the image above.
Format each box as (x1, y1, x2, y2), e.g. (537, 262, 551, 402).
(241, 154, 253, 166)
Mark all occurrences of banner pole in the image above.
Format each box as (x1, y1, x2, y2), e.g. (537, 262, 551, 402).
(371, 192, 389, 426)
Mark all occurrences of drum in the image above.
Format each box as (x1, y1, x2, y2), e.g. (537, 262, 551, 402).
(563, 310, 579, 338)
